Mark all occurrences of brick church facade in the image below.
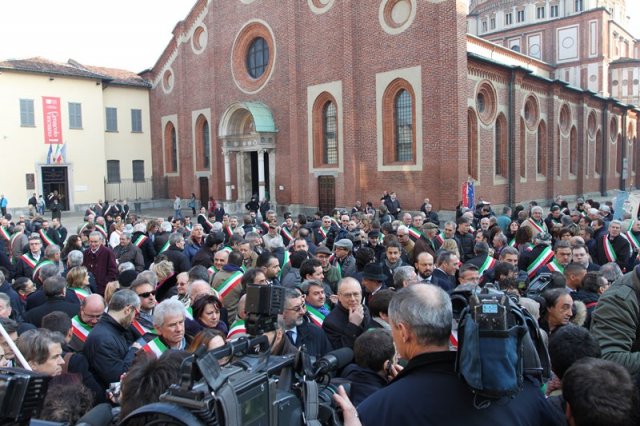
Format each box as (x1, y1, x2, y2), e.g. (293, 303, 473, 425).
(145, 0, 639, 213)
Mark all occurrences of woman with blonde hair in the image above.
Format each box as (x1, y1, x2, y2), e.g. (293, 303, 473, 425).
(439, 238, 460, 259)
(66, 266, 91, 300)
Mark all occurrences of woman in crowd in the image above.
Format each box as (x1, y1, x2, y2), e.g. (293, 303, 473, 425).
(192, 294, 228, 334)
(67, 266, 91, 300)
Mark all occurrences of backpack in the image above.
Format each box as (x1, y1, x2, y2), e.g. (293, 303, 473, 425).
(455, 287, 551, 403)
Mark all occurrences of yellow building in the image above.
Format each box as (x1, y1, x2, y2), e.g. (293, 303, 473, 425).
(0, 57, 152, 212)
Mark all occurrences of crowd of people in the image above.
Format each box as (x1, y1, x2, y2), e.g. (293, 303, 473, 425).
(0, 192, 638, 425)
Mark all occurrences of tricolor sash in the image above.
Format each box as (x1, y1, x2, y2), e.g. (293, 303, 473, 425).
(546, 259, 564, 274)
(185, 306, 194, 320)
(95, 224, 108, 239)
(449, 332, 458, 350)
(280, 226, 293, 244)
(477, 256, 497, 275)
(216, 271, 243, 299)
(227, 319, 247, 340)
(32, 260, 55, 279)
(207, 266, 218, 277)
(222, 246, 233, 253)
(20, 253, 37, 269)
(0, 227, 10, 242)
(142, 336, 168, 358)
(39, 229, 54, 246)
(527, 219, 546, 235)
(71, 315, 92, 343)
(10, 231, 23, 249)
(626, 232, 640, 251)
(318, 227, 328, 240)
(527, 247, 555, 278)
(72, 288, 90, 301)
(408, 227, 424, 241)
(134, 235, 148, 248)
(158, 240, 170, 254)
(306, 305, 327, 327)
(278, 250, 290, 279)
(224, 226, 234, 239)
(508, 238, 516, 247)
(132, 319, 157, 336)
(435, 232, 445, 245)
(603, 236, 618, 262)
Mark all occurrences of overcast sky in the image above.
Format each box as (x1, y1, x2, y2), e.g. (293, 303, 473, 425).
(0, 1, 638, 73)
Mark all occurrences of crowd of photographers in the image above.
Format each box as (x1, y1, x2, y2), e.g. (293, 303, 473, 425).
(0, 193, 639, 424)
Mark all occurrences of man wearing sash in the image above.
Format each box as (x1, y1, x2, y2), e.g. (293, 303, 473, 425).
(196, 207, 215, 234)
(594, 220, 630, 271)
(131, 223, 156, 269)
(465, 242, 496, 276)
(518, 232, 555, 278)
(69, 294, 105, 352)
(536, 240, 572, 276)
(521, 206, 548, 235)
(47, 218, 67, 247)
(282, 288, 332, 357)
(227, 294, 247, 340)
(301, 280, 331, 327)
(406, 214, 424, 242)
(141, 299, 188, 358)
(15, 235, 44, 280)
(413, 222, 440, 261)
(280, 213, 296, 247)
(544, 206, 564, 233)
(211, 251, 245, 322)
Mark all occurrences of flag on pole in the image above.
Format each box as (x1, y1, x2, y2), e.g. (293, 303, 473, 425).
(461, 180, 475, 210)
(46, 144, 53, 164)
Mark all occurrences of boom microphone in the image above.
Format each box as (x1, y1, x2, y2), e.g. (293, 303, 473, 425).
(312, 347, 353, 378)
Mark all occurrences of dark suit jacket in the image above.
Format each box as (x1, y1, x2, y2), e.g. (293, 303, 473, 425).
(24, 297, 80, 327)
(431, 268, 454, 293)
(323, 303, 371, 350)
(295, 319, 333, 357)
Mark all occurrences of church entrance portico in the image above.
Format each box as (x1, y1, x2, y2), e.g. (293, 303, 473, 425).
(219, 102, 277, 209)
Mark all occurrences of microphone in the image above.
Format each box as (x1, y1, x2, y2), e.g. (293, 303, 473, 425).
(75, 403, 114, 426)
(312, 347, 353, 378)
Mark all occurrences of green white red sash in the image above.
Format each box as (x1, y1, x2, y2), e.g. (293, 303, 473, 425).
(435, 232, 444, 245)
(95, 224, 108, 239)
(142, 336, 168, 358)
(318, 227, 328, 240)
(216, 270, 243, 299)
(280, 226, 293, 244)
(32, 260, 55, 279)
(78, 222, 90, 235)
(158, 240, 170, 254)
(477, 256, 497, 275)
(408, 227, 424, 241)
(185, 306, 193, 320)
(224, 226, 234, 239)
(508, 238, 516, 247)
(0, 227, 10, 242)
(20, 253, 37, 269)
(39, 229, 54, 246)
(72, 288, 90, 301)
(208, 266, 218, 277)
(71, 315, 92, 342)
(626, 232, 640, 251)
(134, 235, 148, 248)
(306, 305, 327, 327)
(527, 246, 554, 278)
(227, 319, 247, 340)
(546, 259, 564, 273)
(132, 319, 157, 336)
(603, 236, 617, 262)
(278, 250, 290, 279)
(222, 246, 233, 253)
(10, 231, 23, 248)
(527, 219, 546, 235)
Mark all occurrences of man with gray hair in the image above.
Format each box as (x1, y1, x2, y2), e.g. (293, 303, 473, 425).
(82, 231, 117, 296)
(593, 220, 630, 271)
(15, 234, 44, 280)
(335, 285, 558, 425)
(393, 265, 418, 289)
(113, 231, 144, 272)
(141, 298, 188, 357)
(164, 232, 191, 274)
(83, 289, 142, 388)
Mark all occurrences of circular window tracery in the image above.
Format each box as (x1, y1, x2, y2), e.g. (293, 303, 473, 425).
(231, 20, 276, 94)
(191, 25, 207, 54)
(587, 111, 597, 138)
(523, 95, 539, 130)
(559, 104, 571, 135)
(308, 0, 335, 14)
(476, 81, 497, 125)
(162, 69, 174, 93)
(379, 0, 416, 35)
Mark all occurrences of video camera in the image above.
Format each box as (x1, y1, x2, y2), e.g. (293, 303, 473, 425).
(0, 367, 51, 426)
(120, 285, 352, 426)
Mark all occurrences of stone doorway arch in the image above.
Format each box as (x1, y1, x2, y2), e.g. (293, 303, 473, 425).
(218, 102, 277, 205)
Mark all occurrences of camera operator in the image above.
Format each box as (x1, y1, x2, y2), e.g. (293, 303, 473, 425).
(332, 285, 559, 425)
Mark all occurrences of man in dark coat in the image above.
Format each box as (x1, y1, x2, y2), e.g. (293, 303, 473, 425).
(323, 277, 371, 350)
(163, 233, 191, 274)
(83, 289, 141, 389)
(24, 276, 79, 327)
(593, 220, 630, 271)
(131, 223, 156, 269)
(281, 288, 332, 358)
(82, 231, 117, 296)
(334, 285, 561, 426)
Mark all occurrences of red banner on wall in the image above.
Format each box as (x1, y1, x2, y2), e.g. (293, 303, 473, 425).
(42, 96, 63, 144)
